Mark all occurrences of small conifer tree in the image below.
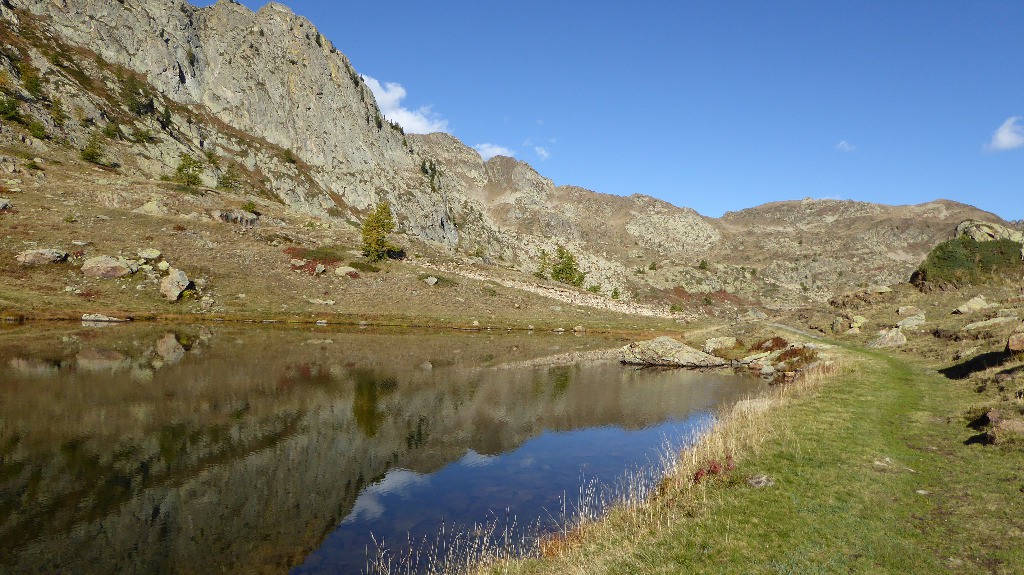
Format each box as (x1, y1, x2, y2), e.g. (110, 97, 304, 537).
(361, 201, 399, 262)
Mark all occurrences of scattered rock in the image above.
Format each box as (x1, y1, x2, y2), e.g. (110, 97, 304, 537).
(737, 351, 771, 365)
(703, 336, 737, 354)
(81, 313, 126, 323)
(0, 198, 11, 210)
(747, 474, 774, 488)
(16, 249, 68, 265)
(954, 295, 995, 315)
(850, 315, 868, 329)
(315, 319, 328, 326)
(314, 263, 326, 275)
(306, 298, 335, 306)
(845, 327, 861, 335)
(898, 305, 923, 317)
(997, 309, 1018, 318)
(160, 268, 192, 301)
(868, 328, 907, 348)
(573, 325, 585, 333)
(423, 276, 439, 286)
(157, 261, 170, 272)
(137, 248, 162, 260)
(620, 336, 728, 368)
(867, 285, 892, 294)
(155, 333, 185, 364)
(553, 327, 566, 333)
(82, 256, 137, 278)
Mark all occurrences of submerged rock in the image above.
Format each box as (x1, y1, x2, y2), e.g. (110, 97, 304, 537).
(620, 336, 727, 368)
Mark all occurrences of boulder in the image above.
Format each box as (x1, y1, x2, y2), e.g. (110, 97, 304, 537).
(1007, 324, 1024, 353)
(423, 275, 439, 286)
(897, 306, 923, 317)
(850, 315, 868, 329)
(702, 336, 737, 354)
(157, 261, 170, 272)
(897, 314, 926, 329)
(160, 268, 192, 301)
(133, 200, 167, 217)
(137, 248, 162, 260)
(0, 197, 11, 210)
(962, 316, 1016, 331)
(16, 249, 68, 265)
(213, 209, 259, 227)
(82, 256, 137, 278)
(620, 336, 727, 368)
(954, 295, 994, 315)
(868, 328, 907, 348)
(334, 266, 359, 278)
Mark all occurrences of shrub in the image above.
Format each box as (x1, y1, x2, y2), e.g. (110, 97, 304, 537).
(20, 63, 43, 99)
(27, 121, 47, 140)
(649, 261, 658, 271)
(698, 259, 709, 271)
(217, 164, 241, 190)
(587, 284, 601, 294)
(174, 153, 203, 187)
(80, 133, 106, 164)
(361, 201, 400, 262)
(241, 200, 257, 213)
(913, 237, 1023, 288)
(0, 96, 22, 123)
(549, 245, 586, 287)
(702, 295, 714, 306)
(131, 128, 154, 143)
(50, 97, 67, 127)
(611, 287, 620, 299)
(102, 122, 121, 139)
(281, 148, 297, 164)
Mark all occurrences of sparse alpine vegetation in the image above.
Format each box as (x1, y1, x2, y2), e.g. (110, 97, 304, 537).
(912, 236, 1023, 289)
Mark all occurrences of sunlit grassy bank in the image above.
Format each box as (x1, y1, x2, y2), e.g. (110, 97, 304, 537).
(470, 348, 1024, 574)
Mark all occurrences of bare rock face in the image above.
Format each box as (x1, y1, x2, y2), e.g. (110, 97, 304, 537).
(82, 256, 138, 278)
(955, 220, 1024, 245)
(16, 249, 68, 265)
(161, 269, 192, 301)
(868, 328, 907, 349)
(621, 336, 727, 368)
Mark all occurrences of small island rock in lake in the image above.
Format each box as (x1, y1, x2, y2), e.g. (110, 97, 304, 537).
(621, 336, 728, 368)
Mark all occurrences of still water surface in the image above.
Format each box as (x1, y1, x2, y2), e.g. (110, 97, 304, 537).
(0, 324, 763, 574)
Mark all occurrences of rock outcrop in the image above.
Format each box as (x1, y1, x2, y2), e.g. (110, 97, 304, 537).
(160, 269, 192, 301)
(620, 336, 727, 368)
(1007, 324, 1024, 353)
(868, 328, 907, 349)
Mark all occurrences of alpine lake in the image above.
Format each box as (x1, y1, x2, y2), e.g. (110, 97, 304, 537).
(0, 322, 765, 574)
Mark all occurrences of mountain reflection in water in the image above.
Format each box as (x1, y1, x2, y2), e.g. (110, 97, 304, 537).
(0, 324, 763, 574)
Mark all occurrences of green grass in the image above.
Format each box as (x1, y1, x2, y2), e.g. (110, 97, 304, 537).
(490, 350, 1024, 574)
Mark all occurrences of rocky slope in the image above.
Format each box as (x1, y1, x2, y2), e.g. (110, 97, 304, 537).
(0, 0, 1014, 315)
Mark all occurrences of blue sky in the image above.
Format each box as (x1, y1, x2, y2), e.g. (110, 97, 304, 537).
(198, 1, 1022, 220)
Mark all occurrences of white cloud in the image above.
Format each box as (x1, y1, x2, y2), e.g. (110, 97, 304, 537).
(836, 140, 856, 152)
(986, 116, 1024, 151)
(534, 146, 551, 160)
(474, 143, 516, 160)
(362, 75, 448, 134)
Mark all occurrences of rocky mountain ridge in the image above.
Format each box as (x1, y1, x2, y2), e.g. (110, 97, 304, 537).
(0, 0, 1013, 311)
